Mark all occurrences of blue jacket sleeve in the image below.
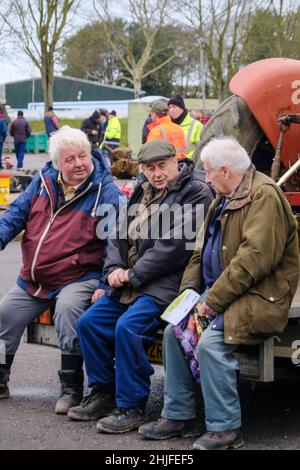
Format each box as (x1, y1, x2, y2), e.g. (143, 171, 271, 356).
(0, 174, 41, 250)
(0, 119, 8, 140)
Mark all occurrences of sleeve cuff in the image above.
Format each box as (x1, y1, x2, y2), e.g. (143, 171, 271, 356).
(128, 269, 142, 288)
(98, 280, 107, 290)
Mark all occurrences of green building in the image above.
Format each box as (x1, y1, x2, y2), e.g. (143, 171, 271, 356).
(5, 75, 135, 109)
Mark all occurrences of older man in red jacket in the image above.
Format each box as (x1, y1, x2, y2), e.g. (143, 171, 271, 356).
(0, 126, 123, 414)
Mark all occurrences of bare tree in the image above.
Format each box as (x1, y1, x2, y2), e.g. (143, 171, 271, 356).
(175, 0, 266, 102)
(269, 0, 300, 57)
(93, 0, 182, 98)
(0, 0, 78, 110)
(0, 11, 10, 59)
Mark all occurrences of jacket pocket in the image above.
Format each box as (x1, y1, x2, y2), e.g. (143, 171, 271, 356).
(246, 277, 291, 336)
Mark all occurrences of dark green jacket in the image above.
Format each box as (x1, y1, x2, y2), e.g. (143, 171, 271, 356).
(180, 165, 299, 345)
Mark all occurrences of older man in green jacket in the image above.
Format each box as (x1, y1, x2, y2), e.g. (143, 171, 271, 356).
(139, 136, 299, 450)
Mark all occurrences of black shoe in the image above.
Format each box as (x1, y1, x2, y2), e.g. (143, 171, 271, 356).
(139, 417, 202, 440)
(193, 428, 244, 450)
(68, 385, 115, 421)
(55, 370, 84, 415)
(96, 406, 148, 434)
(0, 369, 10, 399)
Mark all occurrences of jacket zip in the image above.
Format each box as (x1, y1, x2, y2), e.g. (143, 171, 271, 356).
(31, 175, 93, 291)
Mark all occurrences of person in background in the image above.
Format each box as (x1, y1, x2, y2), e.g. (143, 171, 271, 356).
(198, 110, 210, 125)
(44, 106, 60, 138)
(99, 110, 108, 146)
(80, 111, 102, 149)
(168, 96, 202, 159)
(100, 110, 121, 166)
(147, 100, 187, 158)
(9, 111, 31, 169)
(0, 112, 8, 169)
(101, 110, 121, 150)
(141, 114, 153, 144)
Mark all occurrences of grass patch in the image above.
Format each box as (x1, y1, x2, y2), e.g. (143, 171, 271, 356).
(30, 118, 128, 147)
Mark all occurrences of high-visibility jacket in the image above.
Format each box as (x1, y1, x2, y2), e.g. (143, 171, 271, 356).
(180, 114, 202, 158)
(147, 116, 187, 158)
(101, 116, 121, 149)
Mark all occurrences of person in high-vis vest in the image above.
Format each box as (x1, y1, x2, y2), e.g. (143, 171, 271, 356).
(168, 95, 202, 159)
(100, 110, 121, 151)
(147, 101, 187, 158)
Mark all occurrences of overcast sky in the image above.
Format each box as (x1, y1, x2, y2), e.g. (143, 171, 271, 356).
(0, 0, 131, 84)
(0, 56, 39, 84)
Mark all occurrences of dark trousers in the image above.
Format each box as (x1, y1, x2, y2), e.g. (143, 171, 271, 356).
(15, 142, 26, 168)
(77, 293, 162, 408)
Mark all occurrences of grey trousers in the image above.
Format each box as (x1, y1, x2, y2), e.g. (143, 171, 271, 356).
(0, 280, 99, 358)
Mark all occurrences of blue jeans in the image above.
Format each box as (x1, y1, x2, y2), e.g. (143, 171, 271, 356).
(162, 323, 241, 432)
(15, 142, 26, 168)
(77, 293, 162, 408)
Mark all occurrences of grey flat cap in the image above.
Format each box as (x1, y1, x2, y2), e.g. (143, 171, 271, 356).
(137, 139, 176, 164)
(150, 100, 169, 114)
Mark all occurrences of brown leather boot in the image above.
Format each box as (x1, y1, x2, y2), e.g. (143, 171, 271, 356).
(193, 428, 244, 450)
(139, 417, 202, 440)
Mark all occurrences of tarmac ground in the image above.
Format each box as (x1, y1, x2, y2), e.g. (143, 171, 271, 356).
(0, 152, 300, 450)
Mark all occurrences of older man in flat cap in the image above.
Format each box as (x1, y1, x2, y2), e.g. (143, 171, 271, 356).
(147, 100, 187, 158)
(68, 139, 214, 433)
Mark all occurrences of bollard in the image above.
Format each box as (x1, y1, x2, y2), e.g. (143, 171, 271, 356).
(0, 173, 11, 209)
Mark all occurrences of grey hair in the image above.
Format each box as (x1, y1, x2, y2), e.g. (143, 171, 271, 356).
(200, 137, 251, 172)
(48, 126, 91, 169)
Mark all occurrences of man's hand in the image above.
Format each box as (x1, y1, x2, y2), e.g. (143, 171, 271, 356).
(197, 302, 217, 317)
(107, 268, 129, 287)
(91, 288, 106, 304)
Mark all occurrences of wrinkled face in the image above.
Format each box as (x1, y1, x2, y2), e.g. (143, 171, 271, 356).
(59, 147, 93, 186)
(204, 162, 231, 196)
(168, 104, 184, 120)
(142, 158, 179, 190)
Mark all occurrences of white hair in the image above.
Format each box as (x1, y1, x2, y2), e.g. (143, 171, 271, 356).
(48, 126, 91, 169)
(200, 137, 251, 172)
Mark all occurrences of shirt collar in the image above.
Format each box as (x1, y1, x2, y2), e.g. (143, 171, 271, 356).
(57, 171, 90, 196)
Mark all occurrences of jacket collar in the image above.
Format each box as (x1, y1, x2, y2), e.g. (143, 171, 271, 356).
(172, 109, 188, 125)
